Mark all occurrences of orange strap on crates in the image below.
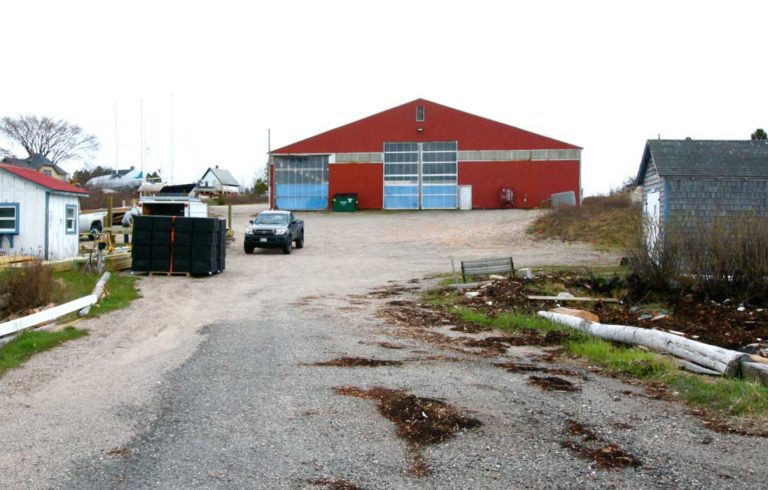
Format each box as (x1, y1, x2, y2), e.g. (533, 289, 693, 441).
(169, 216, 176, 273)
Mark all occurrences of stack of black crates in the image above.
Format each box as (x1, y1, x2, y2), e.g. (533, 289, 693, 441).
(131, 216, 226, 275)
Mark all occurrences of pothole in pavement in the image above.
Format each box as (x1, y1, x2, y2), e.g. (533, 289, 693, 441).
(311, 357, 404, 367)
(527, 376, 580, 392)
(496, 361, 577, 376)
(307, 478, 363, 490)
(334, 386, 482, 477)
(561, 420, 642, 470)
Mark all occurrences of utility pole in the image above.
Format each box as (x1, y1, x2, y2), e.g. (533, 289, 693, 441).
(170, 93, 175, 184)
(140, 99, 145, 174)
(114, 101, 119, 173)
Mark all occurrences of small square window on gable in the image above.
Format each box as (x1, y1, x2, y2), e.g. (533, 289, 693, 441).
(416, 105, 425, 122)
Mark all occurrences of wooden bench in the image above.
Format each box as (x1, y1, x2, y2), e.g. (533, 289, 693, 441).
(460, 257, 515, 282)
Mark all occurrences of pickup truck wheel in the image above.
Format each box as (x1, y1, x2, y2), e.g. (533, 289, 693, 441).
(295, 233, 304, 249)
(282, 240, 292, 254)
(244, 244, 255, 254)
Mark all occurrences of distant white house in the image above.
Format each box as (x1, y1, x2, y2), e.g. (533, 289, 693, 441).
(0, 163, 88, 260)
(198, 166, 240, 194)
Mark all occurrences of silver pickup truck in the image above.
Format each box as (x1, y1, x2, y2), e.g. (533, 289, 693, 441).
(79, 211, 106, 236)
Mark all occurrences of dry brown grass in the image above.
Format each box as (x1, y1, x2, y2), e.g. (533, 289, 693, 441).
(0, 260, 54, 316)
(628, 214, 768, 304)
(528, 192, 642, 251)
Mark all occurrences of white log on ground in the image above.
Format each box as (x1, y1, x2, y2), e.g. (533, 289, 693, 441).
(741, 362, 768, 387)
(0, 296, 97, 338)
(538, 311, 750, 377)
(79, 272, 111, 317)
(673, 359, 722, 376)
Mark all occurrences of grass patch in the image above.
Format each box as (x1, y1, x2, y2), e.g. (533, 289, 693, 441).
(52, 271, 100, 303)
(453, 308, 566, 333)
(48, 271, 141, 321)
(668, 374, 768, 418)
(421, 287, 461, 306)
(527, 192, 641, 251)
(89, 274, 141, 317)
(0, 327, 87, 376)
(52, 271, 141, 318)
(565, 338, 674, 378)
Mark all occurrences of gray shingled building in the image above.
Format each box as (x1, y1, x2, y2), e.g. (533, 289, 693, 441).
(635, 139, 768, 235)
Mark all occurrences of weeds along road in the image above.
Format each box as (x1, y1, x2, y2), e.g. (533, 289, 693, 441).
(2, 205, 766, 489)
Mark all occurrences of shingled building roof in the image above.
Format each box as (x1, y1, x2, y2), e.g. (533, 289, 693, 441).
(203, 167, 239, 186)
(637, 139, 768, 184)
(2, 153, 68, 176)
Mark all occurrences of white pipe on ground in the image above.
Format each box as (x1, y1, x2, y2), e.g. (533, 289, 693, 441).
(538, 311, 750, 377)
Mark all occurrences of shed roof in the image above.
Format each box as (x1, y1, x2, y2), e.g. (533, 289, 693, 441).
(202, 167, 239, 186)
(272, 98, 580, 154)
(2, 153, 68, 176)
(0, 163, 88, 195)
(637, 139, 768, 184)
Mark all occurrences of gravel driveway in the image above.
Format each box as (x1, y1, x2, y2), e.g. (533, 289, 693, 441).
(1, 205, 765, 489)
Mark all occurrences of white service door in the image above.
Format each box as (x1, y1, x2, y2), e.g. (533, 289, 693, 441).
(459, 185, 472, 210)
(644, 190, 660, 250)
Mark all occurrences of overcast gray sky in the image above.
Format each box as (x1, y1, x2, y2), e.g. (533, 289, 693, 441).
(2, 0, 766, 195)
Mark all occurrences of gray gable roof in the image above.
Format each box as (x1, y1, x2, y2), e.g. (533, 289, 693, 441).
(637, 139, 768, 184)
(202, 167, 239, 186)
(2, 153, 68, 176)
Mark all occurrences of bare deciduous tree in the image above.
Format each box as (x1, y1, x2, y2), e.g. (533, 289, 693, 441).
(0, 115, 99, 164)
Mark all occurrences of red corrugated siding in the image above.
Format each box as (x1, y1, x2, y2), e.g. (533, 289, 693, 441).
(328, 164, 382, 209)
(458, 161, 580, 209)
(273, 99, 579, 154)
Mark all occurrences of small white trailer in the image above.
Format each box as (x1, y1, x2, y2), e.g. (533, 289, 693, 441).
(140, 184, 208, 217)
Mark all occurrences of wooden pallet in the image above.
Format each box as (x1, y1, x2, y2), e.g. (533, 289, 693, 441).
(146, 271, 191, 277)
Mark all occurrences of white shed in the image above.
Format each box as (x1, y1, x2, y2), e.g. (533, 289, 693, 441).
(198, 166, 240, 194)
(0, 163, 88, 260)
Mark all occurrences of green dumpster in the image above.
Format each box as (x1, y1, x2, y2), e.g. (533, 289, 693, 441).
(332, 193, 358, 212)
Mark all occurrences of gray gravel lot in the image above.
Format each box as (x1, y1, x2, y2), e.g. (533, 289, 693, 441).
(1, 206, 766, 489)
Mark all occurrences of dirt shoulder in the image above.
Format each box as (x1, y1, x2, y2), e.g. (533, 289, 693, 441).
(1, 206, 618, 488)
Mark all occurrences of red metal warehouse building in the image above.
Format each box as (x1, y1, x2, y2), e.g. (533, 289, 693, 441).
(269, 99, 580, 211)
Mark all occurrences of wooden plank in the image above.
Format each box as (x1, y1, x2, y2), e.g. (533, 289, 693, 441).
(0, 295, 97, 337)
(528, 295, 620, 303)
(0, 255, 35, 265)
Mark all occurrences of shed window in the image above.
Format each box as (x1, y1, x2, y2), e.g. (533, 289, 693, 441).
(0, 203, 19, 233)
(416, 105, 425, 122)
(65, 205, 77, 234)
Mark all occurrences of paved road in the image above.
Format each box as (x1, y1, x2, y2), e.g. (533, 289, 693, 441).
(3, 206, 766, 489)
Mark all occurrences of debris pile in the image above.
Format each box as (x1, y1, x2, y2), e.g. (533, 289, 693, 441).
(561, 420, 641, 470)
(312, 357, 403, 367)
(528, 376, 580, 392)
(335, 386, 482, 476)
